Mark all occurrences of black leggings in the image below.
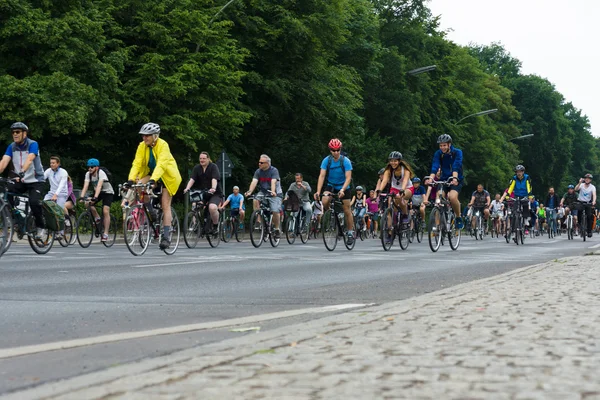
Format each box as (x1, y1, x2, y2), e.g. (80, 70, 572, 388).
(9, 181, 45, 228)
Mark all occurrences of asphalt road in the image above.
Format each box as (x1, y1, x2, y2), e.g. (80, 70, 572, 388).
(0, 232, 597, 394)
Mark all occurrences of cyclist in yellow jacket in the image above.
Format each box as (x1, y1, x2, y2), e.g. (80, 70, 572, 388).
(125, 123, 182, 249)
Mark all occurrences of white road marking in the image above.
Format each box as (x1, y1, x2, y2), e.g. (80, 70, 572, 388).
(0, 304, 373, 359)
(588, 243, 600, 249)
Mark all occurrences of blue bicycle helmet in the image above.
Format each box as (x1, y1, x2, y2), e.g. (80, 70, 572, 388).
(412, 177, 421, 183)
(568, 184, 575, 189)
(87, 158, 100, 167)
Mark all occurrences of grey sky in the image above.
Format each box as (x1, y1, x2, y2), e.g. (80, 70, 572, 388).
(428, 0, 598, 137)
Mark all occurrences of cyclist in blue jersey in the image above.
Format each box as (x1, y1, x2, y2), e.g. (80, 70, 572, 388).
(501, 164, 534, 233)
(314, 138, 355, 244)
(221, 186, 245, 224)
(0, 122, 46, 238)
(430, 134, 464, 228)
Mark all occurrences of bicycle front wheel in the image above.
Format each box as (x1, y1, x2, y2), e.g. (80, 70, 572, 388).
(299, 216, 309, 244)
(285, 215, 296, 245)
(448, 212, 461, 251)
(221, 217, 233, 243)
(235, 219, 246, 242)
(77, 212, 94, 248)
(428, 207, 442, 252)
(27, 214, 54, 254)
(124, 206, 150, 256)
(416, 219, 424, 243)
(381, 208, 394, 251)
(163, 207, 180, 255)
(249, 210, 264, 248)
(321, 210, 338, 251)
(398, 225, 410, 250)
(0, 206, 13, 255)
(207, 215, 221, 248)
(183, 211, 200, 249)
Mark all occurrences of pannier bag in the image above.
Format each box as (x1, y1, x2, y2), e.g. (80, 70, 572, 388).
(42, 200, 65, 231)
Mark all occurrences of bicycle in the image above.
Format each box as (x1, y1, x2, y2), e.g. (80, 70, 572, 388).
(505, 197, 529, 245)
(248, 193, 281, 248)
(380, 192, 411, 251)
(407, 205, 424, 244)
(309, 213, 320, 239)
(565, 212, 574, 240)
(221, 208, 246, 243)
(121, 183, 181, 255)
(320, 193, 355, 251)
(427, 178, 461, 253)
(546, 207, 556, 239)
(283, 207, 309, 245)
(353, 208, 367, 241)
(183, 190, 221, 248)
(76, 197, 117, 248)
(572, 201, 592, 242)
(0, 177, 55, 254)
(470, 207, 485, 241)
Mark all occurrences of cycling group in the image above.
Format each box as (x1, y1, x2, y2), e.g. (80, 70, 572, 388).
(1, 121, 596, 258)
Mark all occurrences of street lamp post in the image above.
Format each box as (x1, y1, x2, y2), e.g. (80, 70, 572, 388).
(509, 134, 534, 141)
(407, 65, 437, 76)
(196, 0, 240, 52)
(454, 109, 498, 125)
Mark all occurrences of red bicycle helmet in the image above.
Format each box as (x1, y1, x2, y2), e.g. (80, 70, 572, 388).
(328, 138, 342, 150)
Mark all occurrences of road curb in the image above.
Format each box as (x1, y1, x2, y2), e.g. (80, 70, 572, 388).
(1, 256, 578, 400)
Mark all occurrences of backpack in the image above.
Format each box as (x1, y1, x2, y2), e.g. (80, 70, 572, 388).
(99, 166, 112, 182)
(42, 200, 65, 231)
(325, 154, 353, 189)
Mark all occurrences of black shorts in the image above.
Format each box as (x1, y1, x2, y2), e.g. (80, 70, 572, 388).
(96, 192, 113, 208)
(324, 186, 351, 202)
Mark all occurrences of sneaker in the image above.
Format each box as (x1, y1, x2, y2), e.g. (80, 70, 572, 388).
(455, 217, 464, 230)
(35, 227, 46, 240)
(273, 229, 281, 240)
(101, 233, 109, 242)
(574, 231, 579, 237)
(159, 235, 171, 250)
(346, 231, 355, 245)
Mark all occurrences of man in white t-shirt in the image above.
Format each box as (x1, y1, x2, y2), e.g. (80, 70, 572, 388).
(80, 158, 114, 242)
(43, 156, 69, 207)
(575, 173, 597, 238)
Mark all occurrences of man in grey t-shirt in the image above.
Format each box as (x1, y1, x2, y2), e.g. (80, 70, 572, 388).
(245, 154, 282, 238)
(285, 173, 312, 231)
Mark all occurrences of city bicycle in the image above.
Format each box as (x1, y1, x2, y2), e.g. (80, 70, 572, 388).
(572, 201, 592, 242)
(565, 212, 574, 240)
(220, 208, 245, 243)
(121, 183, 181, 256)
(183, 190, 221, 248)
(76, 197, 117, 248)
(546, 207, 557, 239)
(283, 207, 309, 245)
(505, 197, 529, 245)
(321, 193, 355, 251)
(470, 207, 485, 241)
(248, 192, 281, 248)
(427, 178, 461, 252)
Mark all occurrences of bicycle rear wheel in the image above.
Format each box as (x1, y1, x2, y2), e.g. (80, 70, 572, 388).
(58, 214, 75, 247)
(448, 212, 461, 251)
(183, 211, 200, 249)
(381, 208, 394, 251)
(235, 219, 246, 242)
(102, 215, 117, 247)
(321, 210, 338, 251)
(416, 219, 424, 243)
(27, 214, 54, 254)
(250, 210, 264, 248)
(428, 207, 442, 252)
(207, 216, 221, 248)
(398, 226, 410, 250)
(163, 207, 181, 255)
(77, 212, 94, 248)
(124, 206, 150, 256)
(221, 217, 233, 243)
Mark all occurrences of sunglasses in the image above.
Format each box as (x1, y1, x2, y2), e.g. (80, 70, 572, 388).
(329, 149, 341, 153)
(88, 167, 95, 170)
(258, 161, 266, 164)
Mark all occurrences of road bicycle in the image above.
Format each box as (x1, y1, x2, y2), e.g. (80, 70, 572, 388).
(505, 197, 529, 245)
(427, 178, 461, 252)
(183, 190, 221, 248)
(248, 192, 281, 248)
(121, 183, 180, 255)
(0, 177, 56, 254)
(321, 193, 355, 251)
(380, 193, 411, 251)
(76, 197, 117, 248)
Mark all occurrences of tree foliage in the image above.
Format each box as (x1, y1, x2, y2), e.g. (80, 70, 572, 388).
(0, 0, 597, 201)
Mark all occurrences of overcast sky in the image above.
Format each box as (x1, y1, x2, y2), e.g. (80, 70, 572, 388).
(428, 0, 599, 137)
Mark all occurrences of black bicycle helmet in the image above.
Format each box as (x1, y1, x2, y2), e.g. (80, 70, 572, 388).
(10, 122, 29, 132)
(388, 151, 403, 160)
(437, 134, 452, 144)
(378, 168, 385, 175)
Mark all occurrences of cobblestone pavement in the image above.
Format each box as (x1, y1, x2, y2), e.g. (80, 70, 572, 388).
(8, 255, 600, 400)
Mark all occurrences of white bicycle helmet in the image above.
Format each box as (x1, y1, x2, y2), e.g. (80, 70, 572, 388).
(139, 122, 160, 136)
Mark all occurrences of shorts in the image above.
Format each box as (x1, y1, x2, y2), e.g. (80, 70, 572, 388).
(44, 193, 68, 208)
(96, 192, 113, 208)
(255, 192, 283, 212)
(354, 207, 366, 219)
(230, 208, 242, 218)
(442, 179, 463, 194)
(324, 186, 351, 202)
(491, 211, 503, 219)
(366, 212, 379, 222)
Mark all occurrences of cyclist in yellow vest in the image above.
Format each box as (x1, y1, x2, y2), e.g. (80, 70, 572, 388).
(125, 123, 182, 250)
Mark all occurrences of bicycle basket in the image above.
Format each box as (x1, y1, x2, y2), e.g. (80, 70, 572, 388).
(42, 200, 65, 231)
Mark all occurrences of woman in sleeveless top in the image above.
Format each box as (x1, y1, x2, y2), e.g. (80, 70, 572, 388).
(376, 151, 415, 219)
